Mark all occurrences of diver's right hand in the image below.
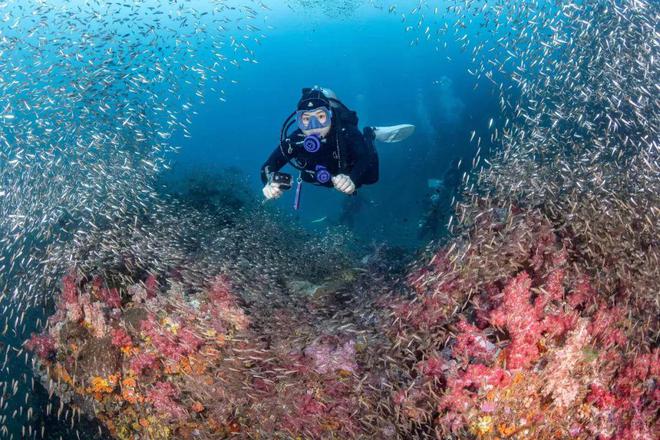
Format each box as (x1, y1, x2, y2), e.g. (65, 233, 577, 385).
(262, 182, 283, 200)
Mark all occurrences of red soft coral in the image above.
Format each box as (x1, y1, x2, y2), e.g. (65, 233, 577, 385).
(98, 287, 122, 309)
(489, 272, 544, 369)
(61, 272, 78, 305)
(416, 356, 445, 378)
(147, 381, 186, 420)
(588, 305, 627, 348)
(452, 320, 496, 363)
(110, 327, 132, 348)
(25, 333, 56, 360)
(129, 352, 159, 375)
(145, 274, 159, 299)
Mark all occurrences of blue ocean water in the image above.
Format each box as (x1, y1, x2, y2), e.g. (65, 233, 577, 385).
(169, 6, 500, 247)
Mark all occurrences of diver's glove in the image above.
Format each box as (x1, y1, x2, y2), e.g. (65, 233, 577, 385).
(332, 174, 356, 195)
(262, 182, 284, 200)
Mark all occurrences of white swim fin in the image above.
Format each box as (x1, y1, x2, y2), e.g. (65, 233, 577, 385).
(373, 124, 416, 143)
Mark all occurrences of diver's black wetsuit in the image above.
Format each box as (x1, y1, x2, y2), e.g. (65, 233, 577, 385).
(260, 124, 379, 189)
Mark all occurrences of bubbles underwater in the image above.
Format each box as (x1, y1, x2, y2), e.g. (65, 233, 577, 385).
(0, 0, 658, 438)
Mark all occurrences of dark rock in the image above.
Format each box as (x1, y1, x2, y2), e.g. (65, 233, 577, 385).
(59, 321, 91, 346)
(123, 307, 148, 335)
(76, 337, 121, 379)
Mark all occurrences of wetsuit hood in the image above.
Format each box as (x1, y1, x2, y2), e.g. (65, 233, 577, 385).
(297, 88, 331, 111)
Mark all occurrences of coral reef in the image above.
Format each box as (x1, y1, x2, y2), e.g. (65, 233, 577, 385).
(27, 206, 657, 439)
(28, 269, 372, 439)
(385, 206, 658, 439)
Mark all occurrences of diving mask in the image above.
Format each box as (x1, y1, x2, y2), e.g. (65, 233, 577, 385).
(296, 106, 333, 131)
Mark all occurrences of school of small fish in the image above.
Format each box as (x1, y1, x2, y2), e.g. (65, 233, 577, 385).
(0, 0, 657, 437)
(391, 0, 657, 338)
(0, 0, 269, 437)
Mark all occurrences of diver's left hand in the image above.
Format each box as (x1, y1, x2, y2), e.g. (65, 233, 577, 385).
(332, 174, 356, 195)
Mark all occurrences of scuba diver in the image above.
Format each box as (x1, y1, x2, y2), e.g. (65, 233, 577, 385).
(260, 86, 415, 208)
(417, 157, 464, 240)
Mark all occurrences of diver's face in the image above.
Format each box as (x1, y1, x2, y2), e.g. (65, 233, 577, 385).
(299, 109, 332, 138)
(300, 109, 329, 127)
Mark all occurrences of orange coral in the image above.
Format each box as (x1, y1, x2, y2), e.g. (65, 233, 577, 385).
(188, 355, 207, 375)
(53, 362, 74, 385)
(226, 421, 241, 433)
(121, 376, 143, 404)
(88, 376, 115, 400)
(498, 423, 516, 436)
(164, 361, 181, 375)
(179, 357, 192, 375)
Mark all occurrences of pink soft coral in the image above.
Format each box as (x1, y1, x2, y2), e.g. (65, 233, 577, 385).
(588, 305, 627, 349)
(206, 275, 249, 331)
(25, 333, 56, 360)
(110, 327, 132, 348)
(145, 274, 159, 299)
(416, 356, 445, 378)
(139, 316, 194, 362)
(80, 294, 108, 338)
(587, 383, 618, 410)
(61, 273, 78, 305)
(452, 320, 496, 363)
(59, 273, 83, 321)
(147, 381, 186, 420)
(98, 287, 121, 309)
(541, 319, 591, 409)
(490, 272, 544, 369)
(178, 326, 203, 352)
(304, 337, 358, 374)
(129, 352, 159, 375)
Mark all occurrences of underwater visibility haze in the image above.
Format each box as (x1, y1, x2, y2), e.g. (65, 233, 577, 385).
(0, 0, 657, 439)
